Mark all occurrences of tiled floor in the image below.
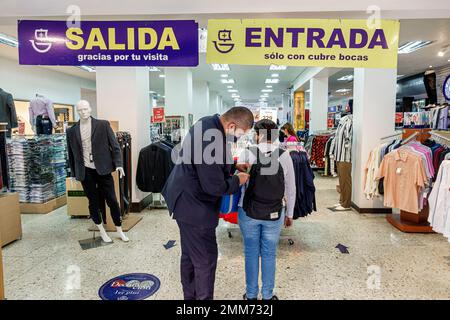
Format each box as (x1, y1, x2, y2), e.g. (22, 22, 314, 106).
(2, 175, 450, 300)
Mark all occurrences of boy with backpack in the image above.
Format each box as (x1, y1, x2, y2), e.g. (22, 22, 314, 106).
(236, 119, 296, 300)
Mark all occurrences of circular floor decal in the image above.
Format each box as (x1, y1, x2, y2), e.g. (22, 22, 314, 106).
(99, 273, 160, 300)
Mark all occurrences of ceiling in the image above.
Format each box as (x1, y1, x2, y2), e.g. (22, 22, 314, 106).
(1, 18, 450, 106)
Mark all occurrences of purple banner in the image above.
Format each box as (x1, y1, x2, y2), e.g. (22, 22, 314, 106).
(18, 20, 198, 67)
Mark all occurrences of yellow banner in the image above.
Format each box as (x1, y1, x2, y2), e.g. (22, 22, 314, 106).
(206, 19, 400, 69)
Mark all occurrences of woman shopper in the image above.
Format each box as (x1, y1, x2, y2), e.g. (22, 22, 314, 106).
(236, 119, 296, 300)
(281, 122, 299, 143)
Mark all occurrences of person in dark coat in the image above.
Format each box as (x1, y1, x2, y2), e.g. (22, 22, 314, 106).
(162, 107, 254, 300)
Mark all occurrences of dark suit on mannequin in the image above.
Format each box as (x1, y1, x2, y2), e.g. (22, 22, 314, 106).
(66, 117, 123, 226)
(0, 88, 18, 138)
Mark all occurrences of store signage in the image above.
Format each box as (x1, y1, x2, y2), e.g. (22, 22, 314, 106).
(260, 106, 278, 122)
(207, 19, 400, 68)
(152, 107, 165, 123)
(99, 273, 160, 300)
(18, 20, 198, 66)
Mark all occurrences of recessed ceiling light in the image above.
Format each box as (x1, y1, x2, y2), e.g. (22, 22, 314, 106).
(398, 41, 433, 54)
(211, 64, 230, 71)
(265, 79, 280, 84)
(271, 73, 279, 78)
(266, 85, 273, 88)
(438, 51, 445, 57)
(228, 89, 238, 93)
(227, 85, 233, 89)
(269, 65, 287, 71)
(148, 67, 161, 72)
(221, 79, 235, 84)
(429, 65, 433, 68)
(221, 74, 229, 78)
(261, 89, 273, 93)
(159, 74, 165, 78)
(0, 32, 18, 47)
(337, 75, 354, 81)
(336, 89, 351, 93)
(79, 65, 96, 72)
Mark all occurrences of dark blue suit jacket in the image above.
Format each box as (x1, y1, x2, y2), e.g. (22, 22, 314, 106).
(162, 115, 240, 228)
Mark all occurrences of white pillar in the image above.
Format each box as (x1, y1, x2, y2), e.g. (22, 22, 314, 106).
(309, 76, 329, 133)
(164, 68, 193, 126)
(96, 67, 151, 204)
(209, 91, 219, 115)
(193, 81, 210, 121)
(217, 95, 224, 114)
(352, 68, 397, 210)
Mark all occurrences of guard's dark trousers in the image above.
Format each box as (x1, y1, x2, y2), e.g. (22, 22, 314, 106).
(177, 220, 218, 300)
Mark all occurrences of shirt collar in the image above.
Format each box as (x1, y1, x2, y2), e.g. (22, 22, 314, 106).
(395, 150, 408, 162)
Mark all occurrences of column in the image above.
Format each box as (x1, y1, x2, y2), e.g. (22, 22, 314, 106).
(96, 67, 151, 205)
(352, 68, 397, 210)
(193, 81, 210, 121)
(309, 76, 329, 133)
(164, 68, 193, 126)
(209, 91, 219, 115)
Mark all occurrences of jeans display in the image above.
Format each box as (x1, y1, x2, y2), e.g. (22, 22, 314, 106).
(238, 207, 284, 300)
(81, 167, 122, 227)
(7, 135, 67, 203)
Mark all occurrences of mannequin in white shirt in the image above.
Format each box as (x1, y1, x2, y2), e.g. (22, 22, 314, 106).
(76, 101, 128, 243)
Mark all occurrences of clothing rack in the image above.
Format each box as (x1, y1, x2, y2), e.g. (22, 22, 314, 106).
(385, 128, 434, 233)
(430, 131, 450, 145)
(380, 132, 402, 141)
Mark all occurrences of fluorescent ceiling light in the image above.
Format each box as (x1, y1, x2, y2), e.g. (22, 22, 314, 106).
(148, 67, 161, 72)
(232, 95, 240, 98)
(337, 74, 354, 81)
(261, 89, 273, 93)
(0, 32, 18, 47)
(397, 75, 404, 78)
(266, 85, 273, 88)
(438, 51, 445, 57)
(221, 74, 228, 78)
(305, 89, 311, 93)
(227, 85, 233, 89)
(159, 74, 166, 78)
(398, 41, 433, 54)
(78, 66, 95, 72)
(228, 89, 238, 93)
(271, 73, 279, 78)
(429, 65, 433, 68)
(336, 89, 351, 93)
(211, 64, 230, 71)
(221, 79, 235, 84)
(265, 79, 280, 84)
(269, 65, 287, 71)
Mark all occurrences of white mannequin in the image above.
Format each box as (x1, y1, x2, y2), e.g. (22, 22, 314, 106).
(76, 100, 129, 242)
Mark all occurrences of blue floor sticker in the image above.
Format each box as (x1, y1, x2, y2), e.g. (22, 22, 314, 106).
(99, 273, 160, 300)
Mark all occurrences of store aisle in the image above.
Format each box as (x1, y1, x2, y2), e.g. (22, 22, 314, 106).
(2, 175, 450, 300)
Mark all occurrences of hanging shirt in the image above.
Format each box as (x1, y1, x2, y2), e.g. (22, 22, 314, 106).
(80, 118, 96, 169)
(377, 149, 428, 213)
(428, 160, 450, 241)
(331, 115, 352, 163)
(29, 96, 57, 127)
